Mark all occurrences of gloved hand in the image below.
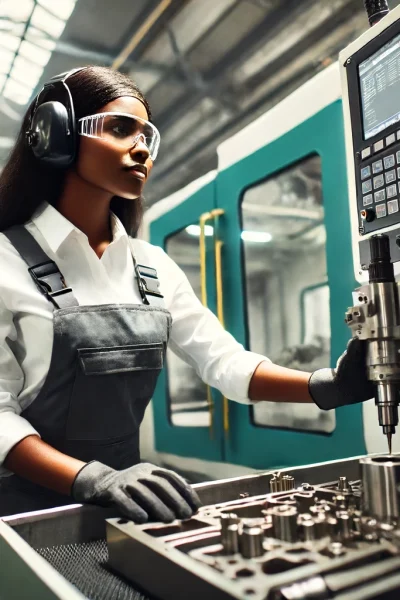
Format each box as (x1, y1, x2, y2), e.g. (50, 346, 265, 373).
(71, 461, 201, 523)
(309, 337, 375, 410)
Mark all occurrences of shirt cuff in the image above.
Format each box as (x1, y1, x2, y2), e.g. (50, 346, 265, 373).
(222, 351, 270, 404)
(0, 412, 40, 473)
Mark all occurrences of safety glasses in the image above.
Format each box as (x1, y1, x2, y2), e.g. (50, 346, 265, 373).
(77, 112, 160, 161)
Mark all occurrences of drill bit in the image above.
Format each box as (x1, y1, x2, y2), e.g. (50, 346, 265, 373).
(387, 433, 392, 455)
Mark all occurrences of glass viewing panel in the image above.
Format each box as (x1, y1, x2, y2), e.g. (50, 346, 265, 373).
(165, 227, 210, 427)
(241, 155, 335, 433)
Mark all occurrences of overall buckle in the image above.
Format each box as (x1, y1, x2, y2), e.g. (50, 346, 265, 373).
(137, 264, 163, 299)
(28, 260, 72, 307)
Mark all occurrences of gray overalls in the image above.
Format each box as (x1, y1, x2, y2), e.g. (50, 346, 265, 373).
(0, 225, 171, 516)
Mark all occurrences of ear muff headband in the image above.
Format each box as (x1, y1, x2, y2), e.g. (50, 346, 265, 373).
(26, 67, 88, 168)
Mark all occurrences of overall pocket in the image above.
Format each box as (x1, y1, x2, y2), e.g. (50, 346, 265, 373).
(66, 343, 163, 441)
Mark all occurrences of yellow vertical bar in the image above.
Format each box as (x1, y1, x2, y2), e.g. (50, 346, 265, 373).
(199, 212, 214, 437)
(214, 225, 229, 436)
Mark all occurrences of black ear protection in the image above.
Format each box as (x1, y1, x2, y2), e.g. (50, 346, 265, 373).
(26, 67, 88, 168)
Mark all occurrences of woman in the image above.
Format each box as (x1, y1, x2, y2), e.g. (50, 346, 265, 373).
(0, 66, 373, 521)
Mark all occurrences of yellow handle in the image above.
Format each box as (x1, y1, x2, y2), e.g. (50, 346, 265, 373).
(199, 209, 228, 438)
(214, 231, 229, 437)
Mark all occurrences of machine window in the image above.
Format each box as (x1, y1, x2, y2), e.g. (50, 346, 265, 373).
(165, 227, 210, 427)
(240, 155, 335, 433)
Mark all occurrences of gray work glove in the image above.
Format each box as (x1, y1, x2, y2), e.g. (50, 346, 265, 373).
(309, 337, 375, 410)
(72, 461, 201, 523)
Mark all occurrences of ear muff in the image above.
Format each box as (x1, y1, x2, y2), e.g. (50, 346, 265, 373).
(29, 101, 76, 167)
(26, 67, 87, 168)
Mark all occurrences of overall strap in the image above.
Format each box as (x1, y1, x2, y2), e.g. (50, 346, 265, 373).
(129, 239, 165, 308)
(3, 225, 79, 309)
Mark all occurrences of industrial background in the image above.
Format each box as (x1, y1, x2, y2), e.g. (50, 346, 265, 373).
(0, 0, 399, 207)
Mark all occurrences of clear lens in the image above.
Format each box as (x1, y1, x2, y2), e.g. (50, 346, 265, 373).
(78, 112, 160, 161)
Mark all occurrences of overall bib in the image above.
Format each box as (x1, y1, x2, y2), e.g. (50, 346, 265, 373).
(0, 226, 171, 516)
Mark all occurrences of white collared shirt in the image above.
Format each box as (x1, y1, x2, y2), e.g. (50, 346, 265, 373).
(0, 202, 268, 472)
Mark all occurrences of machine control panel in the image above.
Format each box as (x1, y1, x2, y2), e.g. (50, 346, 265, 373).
(348, 25, 400, 236)
(340, 4, 400, 277)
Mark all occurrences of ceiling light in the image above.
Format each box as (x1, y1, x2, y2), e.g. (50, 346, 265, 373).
(0, 32, 21, 52)
(0, 49, 14, 74)
(19, 40, 52, 66)
(1, 0, 34, 22)
(185, 226, 272, 243)
(31, 5, 65, 38)
(3, 79, 32, 105)
(25, 28, 57, 52)
(37, 0, 77, 21)
(12, 56, 44, 87)
(186, 224, 214, 237)
(0, 137, 14, 149)
(241, 231, 272, 243)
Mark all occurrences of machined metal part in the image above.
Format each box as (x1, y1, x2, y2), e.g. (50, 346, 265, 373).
(336, 511, 353, 541)
(220, 513, 240, 555)
(269, 472, 295, 493)
(267, 504, 298, 543)
(360, 455, 400, 521)
(3, 455, 400, 600)
(239, 524, 264, 558)
(298, 513, 317, 542)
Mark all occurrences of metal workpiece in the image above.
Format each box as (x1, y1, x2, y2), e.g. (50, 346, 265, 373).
(334, 494, 348, 511)
(223, 523, 240, 555)
(269, 472, 295, 493)
(220, 513, 240, 531)
(220, 513, 240, 555)
(282, 475, 295, 491)
(293, 491, 315, 513)
(301, 483, 314, 492)
(4, 455, 400, 600)
(239, 524, 264, 558)
(360, 455, 400, 521)
(297, 513, 317, 542)
(267, 504, 298, 543)
(336, 511, 353, 540)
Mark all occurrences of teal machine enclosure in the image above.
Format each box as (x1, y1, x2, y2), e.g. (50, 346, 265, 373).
(149, 99, 367, 470)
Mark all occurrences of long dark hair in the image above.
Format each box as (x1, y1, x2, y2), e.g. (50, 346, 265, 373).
(0, 66, 151, 236)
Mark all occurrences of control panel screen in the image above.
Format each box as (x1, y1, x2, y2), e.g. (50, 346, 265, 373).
(359, 32, 400, 140)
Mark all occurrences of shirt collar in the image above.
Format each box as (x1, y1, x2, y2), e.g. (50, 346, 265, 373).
(31, 202, 128, 254)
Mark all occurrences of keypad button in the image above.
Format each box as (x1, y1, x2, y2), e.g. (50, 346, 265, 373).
(363, 194, 373, 206)
(387, 184, 397, 198)
(386, 133, 396, 146)
(388, 199, 399, 214)
(388, 199, 399, 215)
(374, 189, 386, 203)
(362, 147, 372, 159)
(372, 160, 383, 173)
(376, 203, 387, 218)
(397, 151, 400, 163)
(386, 169, 396, 183)
(373, 174, 384, 189)
(362, 179, 373, 194)
(374, 139, 385, 153)
(384, 155, 396, 169)
(361, 166, 371, 180)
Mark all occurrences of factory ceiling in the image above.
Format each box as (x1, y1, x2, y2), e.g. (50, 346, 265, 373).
(1, 0, 399, 206)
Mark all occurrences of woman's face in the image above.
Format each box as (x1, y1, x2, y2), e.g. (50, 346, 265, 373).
(76, 96, 153, 199)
